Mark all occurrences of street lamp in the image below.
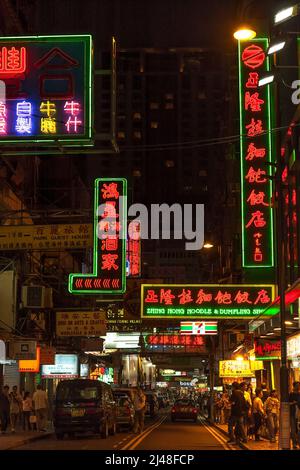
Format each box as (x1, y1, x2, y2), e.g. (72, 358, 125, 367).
(274, 4, 299, 25)
(203, 242, 214, 249)
(233, 27, 256, 41)
(267, 40, 287, 55)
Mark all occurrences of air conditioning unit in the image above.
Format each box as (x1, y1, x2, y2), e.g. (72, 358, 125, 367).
(22, 286, 53, 308)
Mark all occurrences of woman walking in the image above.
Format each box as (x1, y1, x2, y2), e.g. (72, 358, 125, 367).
(22, 392, 33, 432)
(252, 388, 265, 441)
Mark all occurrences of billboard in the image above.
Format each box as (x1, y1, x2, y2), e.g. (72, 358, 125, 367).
(219, 360, 263, 378)
(141, 284, 275, 319)
(0, 35, 92, 146)
(56, 311, 106, 337)
(238, 38, 274, 268)
(19, 346, 40, 373)
(0, 223, 92, 251)
(254, 338, 281, 360)
(41, 354, 78, 379)
(69, 178, 127, 294)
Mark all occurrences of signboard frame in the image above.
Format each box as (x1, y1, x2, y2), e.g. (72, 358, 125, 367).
(0, 34, 93, 146)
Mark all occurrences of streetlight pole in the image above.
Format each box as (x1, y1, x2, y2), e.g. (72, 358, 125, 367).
(273, 52, 290, 450)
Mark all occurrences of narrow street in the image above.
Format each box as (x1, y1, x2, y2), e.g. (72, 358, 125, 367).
(13, 415, 239, 451)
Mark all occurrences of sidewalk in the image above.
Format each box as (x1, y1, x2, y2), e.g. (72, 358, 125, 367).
(0, 424, 53, 450)
(213, 422, 278, 451)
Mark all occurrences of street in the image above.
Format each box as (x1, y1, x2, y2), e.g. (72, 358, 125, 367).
(13, 415, 239, 451)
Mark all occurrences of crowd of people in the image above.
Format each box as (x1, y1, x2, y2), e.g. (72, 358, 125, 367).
(212, 381, 300, 448)
(0, 384, 48, 435)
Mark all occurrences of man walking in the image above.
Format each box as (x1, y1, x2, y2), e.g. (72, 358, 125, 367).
(227, 382, 248, 444)
(33, 385, 48, 432)
(133, 387, 146, 434)
(9, 385, 22, 433)
(0, 385, 10, 434)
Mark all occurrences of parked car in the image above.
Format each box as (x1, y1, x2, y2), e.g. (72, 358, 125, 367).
(53, 379, 117, 439)
(171, 399, 198, 422)
(112, 387, 137, 403)
(115, 395, 135, 431)
(145, 392, 159, 418)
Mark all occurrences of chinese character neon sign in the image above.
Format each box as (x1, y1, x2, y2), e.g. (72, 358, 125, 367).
(238, 38, 274, 268)
(0, 35, 92, 145)
(69, 178, 127, 295)
(141, 284, 275, 319)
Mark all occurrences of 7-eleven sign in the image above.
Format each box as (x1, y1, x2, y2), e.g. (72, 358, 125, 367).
(180, 321, 218, 335)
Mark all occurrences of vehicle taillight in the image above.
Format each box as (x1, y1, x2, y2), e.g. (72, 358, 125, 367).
(125, 407, 131, 415)
(85, 408, 97, 414)
(171, 407, 176, 413)
(193, 408, 197, 413)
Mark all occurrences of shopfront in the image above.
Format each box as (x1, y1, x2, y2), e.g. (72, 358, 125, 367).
(287, 332, 300, 384)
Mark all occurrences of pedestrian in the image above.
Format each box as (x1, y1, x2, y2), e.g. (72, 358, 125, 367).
(221, 391, 231, 425)
(264, 389, 279, 443)
(288, 381, 300, 449)
(133, 387, 146, 434)
(227, 382, 248, 444)
(9, 385, 22, 433)
(0, 385, 10, 434)
(215, 394, 222, 423)
(252, 388, 265, 441)
(32, 384, 48, 432)
(261, 383, 269, 403)
(240, 382, 252, 437)
(22, 392, 33, 432)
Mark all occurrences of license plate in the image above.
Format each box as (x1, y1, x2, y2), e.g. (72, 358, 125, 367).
(181, 407, 187, 412)
(71, 409, 85, 417)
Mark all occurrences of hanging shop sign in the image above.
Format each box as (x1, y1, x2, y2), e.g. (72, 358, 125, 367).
(39, 346, 56, 365)
(0, 35, 92, 146)
(141, 284, 275, 319)
(56, 311, 106, 337)
(219, 360, 263, 378)
(145, 334, 207, 354)
(238, 38, 274, 268)
(19, 346, 40, 373)
(0, 224, 92, 251)
(69, 178, 127, 294)
(180, 321, 218, 335)
(287, 332, 300, 359)
(105, 303, 142, 332)
(9, 340, 37, 360)
(254, 338, 281, 360)
(41, 354, 78, 379)
(126, 220, 141, 277)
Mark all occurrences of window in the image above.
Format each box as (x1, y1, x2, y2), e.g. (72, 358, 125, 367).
(150, 102, 159, 110)
(165, 103, 174, 110)
(133, 131, 142, 139)
(150, 122, 158, 129)
(133, 112, 141, 120)
(117, 131, 125, 139)
(165, 160, 175, 168)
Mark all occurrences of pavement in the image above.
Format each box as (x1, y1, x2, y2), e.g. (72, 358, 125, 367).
(0, 424, 53, 450)
(212, 422, 278, 451)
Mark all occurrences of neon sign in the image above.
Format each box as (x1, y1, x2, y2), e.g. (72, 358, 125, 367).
(0, 35, 92, 145)
(69, 178, 127, 294)
(141, 284, 276, 319)
(238, 39, 274, 268)
(126, 220, 141, 277)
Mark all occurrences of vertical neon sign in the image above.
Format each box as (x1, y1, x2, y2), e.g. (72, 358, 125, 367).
(238, 39, 274, 268)
(69, 178, 127, 294)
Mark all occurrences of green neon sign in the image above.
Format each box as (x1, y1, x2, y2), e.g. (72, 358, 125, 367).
(141, 284, 276, 319)
(69, 178, 127, 294)
(0, 35, 93, 146)
(238, 38, 274, 268)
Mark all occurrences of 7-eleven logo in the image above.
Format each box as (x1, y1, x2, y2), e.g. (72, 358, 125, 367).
(180, 321, 218, 335)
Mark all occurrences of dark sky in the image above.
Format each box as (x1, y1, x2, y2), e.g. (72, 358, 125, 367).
(36, 0, 291, 51)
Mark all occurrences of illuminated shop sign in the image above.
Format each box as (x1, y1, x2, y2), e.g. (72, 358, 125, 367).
(145, 334, 207, 354)
(141, 284, 275, 319)
(126, 220, 141, 277)
(180, 321, 218, 335)
(238, 38, 274, 267)
(254, 338, 281, 360)
(0, 35, 92, 145)
(219, 360, 263, 378)
(41, 354, 78, 379)
(69, 178, 127, 294)
(287, 333, 300, 359)
(19, 346, 40, 373)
